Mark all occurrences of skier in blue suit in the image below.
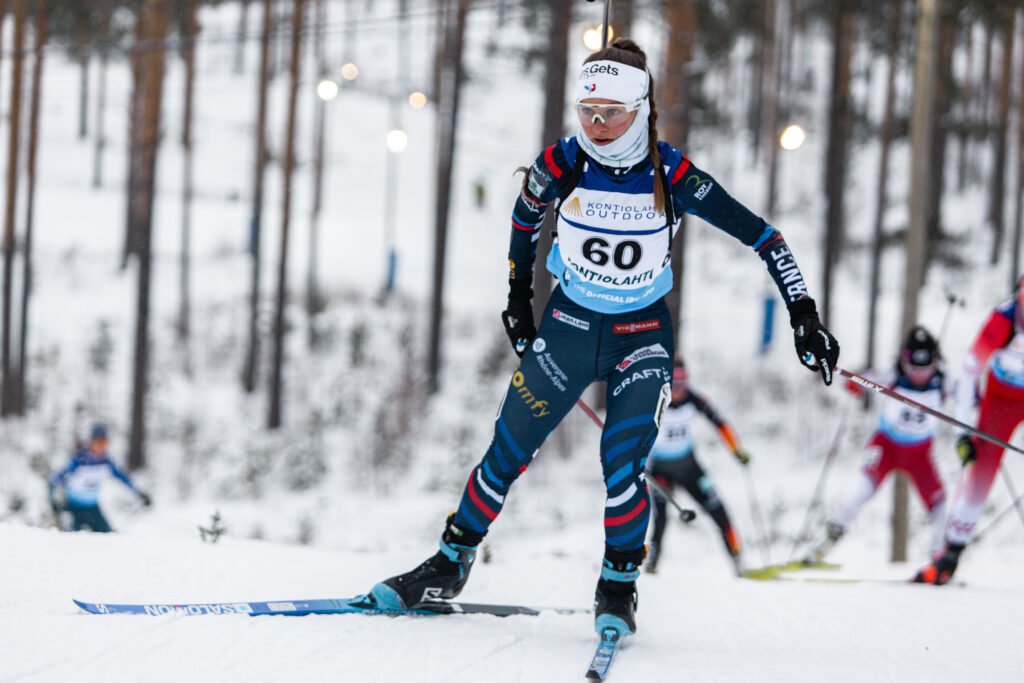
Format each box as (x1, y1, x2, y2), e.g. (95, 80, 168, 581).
(370, 38, 840, 637)
(49, 424, 151, 532)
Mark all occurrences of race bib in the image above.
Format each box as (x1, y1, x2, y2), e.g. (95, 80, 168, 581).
(556, 186, 670, 292)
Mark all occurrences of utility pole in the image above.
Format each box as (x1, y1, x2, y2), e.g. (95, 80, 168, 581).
(895, 0, 938, 562)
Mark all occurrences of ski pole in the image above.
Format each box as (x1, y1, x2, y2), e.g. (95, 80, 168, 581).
(585, 0, 613, 49)
(742, 466, 772, 566)
(999, 467, 1024, 533)
(788, 409, 849, 560)
(973, 482, 1024, 544)
(838, 367, 1024, 457)
(938, 288, 966, 342)
(575, 398, 697, 522)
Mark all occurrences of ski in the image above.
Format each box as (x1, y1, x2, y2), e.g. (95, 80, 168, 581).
(740, 567, 968, 587)
(73, 596, 589, 618)
(585, 628, 621, 680)
(741, 560, 841, 581)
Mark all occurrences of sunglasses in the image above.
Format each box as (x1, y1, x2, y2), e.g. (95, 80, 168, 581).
(576, 100, 644, 126)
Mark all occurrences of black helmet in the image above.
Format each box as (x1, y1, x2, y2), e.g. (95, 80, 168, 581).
(901, 325, 940, 367)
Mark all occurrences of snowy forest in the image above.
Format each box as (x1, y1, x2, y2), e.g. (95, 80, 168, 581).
(2, 0, 1024, 681)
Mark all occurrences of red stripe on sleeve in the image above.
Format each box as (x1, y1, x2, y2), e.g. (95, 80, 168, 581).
(756, 235, 784, 253)
(670, 156, 692, 185)
(512, 219, 537, 232)
(544, 145, 563, 179)
(604, 497, 648, 527)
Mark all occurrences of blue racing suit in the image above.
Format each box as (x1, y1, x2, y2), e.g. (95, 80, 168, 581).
(49, 449, 141, 532)
(453, 137, 812, 555)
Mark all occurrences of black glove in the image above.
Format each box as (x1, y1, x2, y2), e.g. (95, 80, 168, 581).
(138, 491, 152, 507)
(956, 435, 976, 466)
(788, 297, 840, 386)
(501, 297, 536, 358)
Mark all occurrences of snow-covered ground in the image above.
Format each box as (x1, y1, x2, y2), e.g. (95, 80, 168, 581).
(2, 1, 1024, 681)
(3, 518, 1024, 682)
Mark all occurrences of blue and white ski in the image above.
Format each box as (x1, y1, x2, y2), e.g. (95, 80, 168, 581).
(585, 628, 621, 680)
(73, 596, 588, 618)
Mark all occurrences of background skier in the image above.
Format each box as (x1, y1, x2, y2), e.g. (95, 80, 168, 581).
(917, 279, 1024, 584)
(807, 326, 949, 565)
(645, 357, 751, 575)
(48, 424, 151, 532)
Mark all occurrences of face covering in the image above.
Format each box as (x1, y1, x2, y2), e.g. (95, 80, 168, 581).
(574, 60, 651, 169)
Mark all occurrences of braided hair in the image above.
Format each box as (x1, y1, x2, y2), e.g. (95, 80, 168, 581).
(584, 38, 665, 214)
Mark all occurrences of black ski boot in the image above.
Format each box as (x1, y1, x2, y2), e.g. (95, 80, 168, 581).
(913, 542, 965, 585)
(368, 515, 485, 609)
(594, 546, 645, 637)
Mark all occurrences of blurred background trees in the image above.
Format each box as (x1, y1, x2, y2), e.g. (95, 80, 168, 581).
(1, 1, 1024, 538)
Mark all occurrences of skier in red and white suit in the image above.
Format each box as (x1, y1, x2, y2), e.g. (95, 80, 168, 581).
(808, 326, 950, 565)
(916, 281, 1024, 584)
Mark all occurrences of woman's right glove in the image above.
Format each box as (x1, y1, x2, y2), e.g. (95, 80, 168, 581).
(788, 297, 840, 386)
(501, 298, 536, 357)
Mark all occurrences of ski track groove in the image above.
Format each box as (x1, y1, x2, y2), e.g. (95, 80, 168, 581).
(428, 632, 526, 683)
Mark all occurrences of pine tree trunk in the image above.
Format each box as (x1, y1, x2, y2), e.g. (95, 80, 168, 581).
(896, 0, 939, 563)
(426, 0, 469, 395)
(268, 0, 306, 429)
(988, 5, 1016, 265)
(76, 6, 89, 140)
(866, 0, 903, 371)
(122, 15, 147, 270)
(925, 2, 956, 267)
(821, 0, 854, 324)
(747, 8, 768, 164)
(431, 0, 449, 103)
(610, 0, 633, 40)
(307, 0, 328, 347)
(956, 20, 973, 192)
(235, 0, 251, 74)
(242, 0, 274, 394)
(1012, 4, 1024, 285)
(661, 0, 696, 350)
(14, 0, 47, 415)
(1, 0, 27, 417)
(763, 0, 781, 218)
(127, 0, 172, 470)
(92, 0, 112, 188)
(178, 0, 200, 376)
(531, 0, 572, 325)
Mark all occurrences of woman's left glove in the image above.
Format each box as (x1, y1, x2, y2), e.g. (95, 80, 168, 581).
(788, 297, 840, 386)
(501, 298, 536, 357)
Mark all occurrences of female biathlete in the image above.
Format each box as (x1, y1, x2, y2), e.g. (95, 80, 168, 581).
(807, 326, 949, 565)
(917, 279, 1024, 584)
(367, 39, 840, 637)
(646, 358, 752, 576)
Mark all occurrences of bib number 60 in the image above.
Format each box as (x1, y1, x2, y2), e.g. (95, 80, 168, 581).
(582, 237, 643, 270)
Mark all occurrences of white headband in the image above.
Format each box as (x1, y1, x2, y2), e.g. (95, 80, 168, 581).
(575, 60, 649, 104)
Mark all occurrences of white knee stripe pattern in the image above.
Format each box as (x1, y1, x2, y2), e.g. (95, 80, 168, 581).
(476, 469, 505, 505)
(606, 483, 638, 508)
